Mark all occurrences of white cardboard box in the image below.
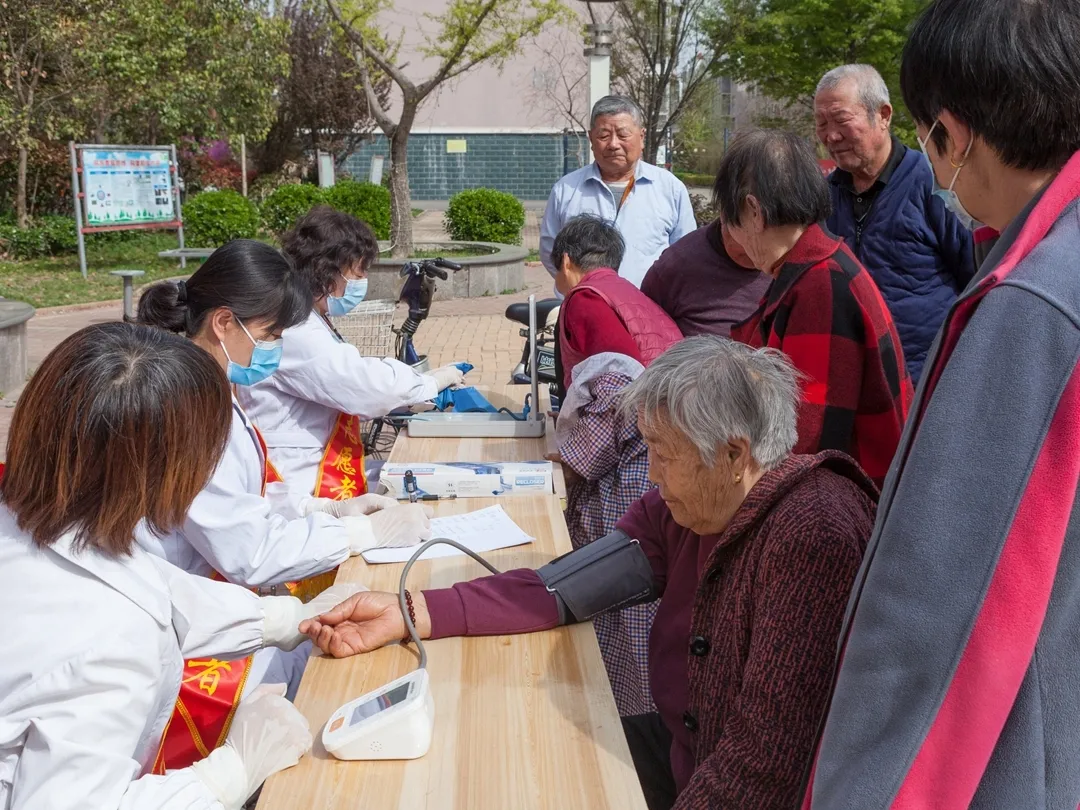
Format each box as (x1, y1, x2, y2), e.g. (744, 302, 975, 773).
(380, 461, 553, 499)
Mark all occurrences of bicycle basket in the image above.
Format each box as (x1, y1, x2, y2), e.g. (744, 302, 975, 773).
(331, 299, 397, 358)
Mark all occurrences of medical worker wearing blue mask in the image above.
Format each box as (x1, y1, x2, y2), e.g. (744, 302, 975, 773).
(236, 206, 465, 501)
(135, 240, 432, 708)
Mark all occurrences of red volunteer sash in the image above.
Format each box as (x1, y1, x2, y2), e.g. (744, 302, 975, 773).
(153, 422, 326, 771)
(152, 656, 253, 773)
(313, 412, 369, 501)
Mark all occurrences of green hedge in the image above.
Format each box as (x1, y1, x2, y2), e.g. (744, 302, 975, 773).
(183, 190, 260, 248)
(674, 171, 715, 188)
(324, 179, 390, 239)
(444, 188, 524, 245)
(0, 216, 170, 261)
(260, 183, 326, 235)
(0, 216, 77, 259)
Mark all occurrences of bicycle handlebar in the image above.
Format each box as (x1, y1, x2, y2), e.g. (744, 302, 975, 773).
(400, 257, 462, 281)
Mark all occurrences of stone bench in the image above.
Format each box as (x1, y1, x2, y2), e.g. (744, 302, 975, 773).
(0, 300, 34, 395)
(158, 247, 216, 262)
(368, 241, 528, 300)
(159, 242, 529, 301)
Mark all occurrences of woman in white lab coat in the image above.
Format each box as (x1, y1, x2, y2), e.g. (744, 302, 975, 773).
(134, 240, 431, 770)
(0, 322, 335, 809)
(235, 207, 465, 498)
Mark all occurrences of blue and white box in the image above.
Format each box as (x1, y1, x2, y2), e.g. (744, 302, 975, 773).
(380, 461, 553, 499)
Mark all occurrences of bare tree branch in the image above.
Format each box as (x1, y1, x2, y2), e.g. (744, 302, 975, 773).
(417, 0, 499, 96)
(325, 0, 413, 93)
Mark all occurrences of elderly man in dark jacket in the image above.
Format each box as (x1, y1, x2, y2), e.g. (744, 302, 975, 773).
(815, 63, 974, 382)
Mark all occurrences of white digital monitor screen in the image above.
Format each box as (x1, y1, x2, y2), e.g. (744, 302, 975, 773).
(350, 682, 411, 726)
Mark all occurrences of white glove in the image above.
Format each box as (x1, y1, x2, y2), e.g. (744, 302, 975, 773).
(428, 364, 466, 392)
(260, 583, 370, 651)
(339, 504, 433, 554)
(191, 685, 313, 810)
(303, 493, 399, 518)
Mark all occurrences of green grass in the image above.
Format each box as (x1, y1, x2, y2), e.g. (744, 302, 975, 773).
(0, 233, 203, 309)
(0, 234, 509, 308)
(525, 249, 541, 263)
(411, 208, 424, 217)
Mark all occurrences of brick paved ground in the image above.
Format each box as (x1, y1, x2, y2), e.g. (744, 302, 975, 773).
(0, 263, 555, 461)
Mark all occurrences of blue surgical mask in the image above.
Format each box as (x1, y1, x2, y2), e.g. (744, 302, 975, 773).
(327, 275, 369, 317)
(918, 119, 977, 230)
(221, 318, 283, 386)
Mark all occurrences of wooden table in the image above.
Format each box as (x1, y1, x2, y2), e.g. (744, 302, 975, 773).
(392, 384, 566, 498)
(257, 430, 646, 809)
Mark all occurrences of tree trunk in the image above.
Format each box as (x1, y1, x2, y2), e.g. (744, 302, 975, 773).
(388, 120, 414, 259)
(644, 130, 660, 166)
(16, 144, 29, 229)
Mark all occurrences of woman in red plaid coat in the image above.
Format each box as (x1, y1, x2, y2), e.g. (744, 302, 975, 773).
(547, 214, 682, 718)
(723, 129, 914, 486)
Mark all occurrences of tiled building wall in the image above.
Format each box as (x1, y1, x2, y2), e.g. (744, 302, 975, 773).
(340, 132, 588, 200)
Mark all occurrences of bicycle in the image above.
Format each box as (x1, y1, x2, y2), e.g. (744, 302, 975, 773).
(361, 257, 462, 460)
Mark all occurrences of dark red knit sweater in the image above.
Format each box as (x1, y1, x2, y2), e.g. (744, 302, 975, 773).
(423, 452, 876, 808)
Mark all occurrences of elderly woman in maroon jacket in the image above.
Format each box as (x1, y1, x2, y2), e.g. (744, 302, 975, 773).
(549, 214, 683, 719)
(300, 336, 877, 810)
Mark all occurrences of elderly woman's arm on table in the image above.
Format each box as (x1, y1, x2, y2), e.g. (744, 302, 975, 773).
(299, 492, 673, 657)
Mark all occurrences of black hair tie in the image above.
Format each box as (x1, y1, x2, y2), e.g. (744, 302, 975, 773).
(176, 279, 188, 304)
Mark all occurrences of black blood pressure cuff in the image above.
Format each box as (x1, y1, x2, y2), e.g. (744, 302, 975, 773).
(536, 530, 658, 625)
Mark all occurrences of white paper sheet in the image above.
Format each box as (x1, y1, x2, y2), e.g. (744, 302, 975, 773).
(361, 505, 535, 564)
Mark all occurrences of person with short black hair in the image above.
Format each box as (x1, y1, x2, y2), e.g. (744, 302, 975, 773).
(0, 322, 318, 809)
(722, 129, 913, 487)
(806, 2, 1080, 807)
(236, 206, 464, 502)
(548, 214, 681, 719)
(552, 214, 684, 384)
(136, 239, 430, 771)
(815, 63, 975, 383)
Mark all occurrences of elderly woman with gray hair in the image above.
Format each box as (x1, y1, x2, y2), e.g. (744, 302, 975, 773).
(298, 336, 877, 810)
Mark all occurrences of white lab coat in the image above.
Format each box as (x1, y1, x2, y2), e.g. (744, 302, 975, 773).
(236, 310, 438, 499)
(0, 504, 266, 810)
(135, 399, 348, 697)
(135, 399, 351, 587)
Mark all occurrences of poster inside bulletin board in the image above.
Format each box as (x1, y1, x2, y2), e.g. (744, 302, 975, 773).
(80, 149, 176, 226)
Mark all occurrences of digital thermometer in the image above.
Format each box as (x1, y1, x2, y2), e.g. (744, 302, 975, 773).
(322, 669, 434, 760)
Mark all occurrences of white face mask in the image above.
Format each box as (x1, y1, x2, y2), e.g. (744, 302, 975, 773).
(918, 119, 977, 229)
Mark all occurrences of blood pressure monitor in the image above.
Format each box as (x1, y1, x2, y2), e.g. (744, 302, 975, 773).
(323, 669, 434, 760)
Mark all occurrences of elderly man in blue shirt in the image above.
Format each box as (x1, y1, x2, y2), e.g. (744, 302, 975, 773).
(540, 96, 696, 289)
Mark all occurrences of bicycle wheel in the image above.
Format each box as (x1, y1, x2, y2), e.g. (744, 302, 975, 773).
(362, 417, 401, 461)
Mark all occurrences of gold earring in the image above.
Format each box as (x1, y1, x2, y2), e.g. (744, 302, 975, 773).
(734, 473, 743, 484)
(949, 154, 967, 169)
